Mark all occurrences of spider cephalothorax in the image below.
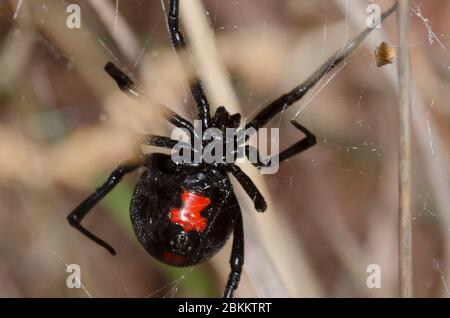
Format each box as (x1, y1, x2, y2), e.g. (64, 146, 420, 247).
(170, 105, 245, 167)
(212, 106, 241, 130)
(67, 0, 397, 298)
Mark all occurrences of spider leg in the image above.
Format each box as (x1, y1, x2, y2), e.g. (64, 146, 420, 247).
(246, 120, 316, 168)
(104, 62, 194, 133)
(278, 120, 316, 162)
(135, 134, 179, 149)
(134, 134, 195, 162)
(224, 209, 244, 298)
(168, 0, 212, 129)
(228, 164, 267, 212)
(67, 156, 147, 255)
(244, 145, 266, 168)
(243, 3, 397, 134)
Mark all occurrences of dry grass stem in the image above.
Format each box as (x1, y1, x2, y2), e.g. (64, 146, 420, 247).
(397, 0, 413, 298)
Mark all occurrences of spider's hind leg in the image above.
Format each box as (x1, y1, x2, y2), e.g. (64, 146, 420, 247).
(228, 164, 267, 212)
(67, 134, 188, 255)
(224, 210, 244, 298)
(67, 157, 145, 255)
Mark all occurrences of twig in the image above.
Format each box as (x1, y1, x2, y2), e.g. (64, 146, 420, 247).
(397, 0, 413, 298)
(1, 1, 35, 90)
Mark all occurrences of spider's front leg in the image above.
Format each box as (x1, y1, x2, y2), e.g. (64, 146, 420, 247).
(243, 3, 398, 134)
(224, 210, 245, 298)
(134, 134, 179, 151)
(278, 120, 316, 162)
(167, 0, 212, 128)
(104, 62, 194, 133)
(246, 120, 316, 168)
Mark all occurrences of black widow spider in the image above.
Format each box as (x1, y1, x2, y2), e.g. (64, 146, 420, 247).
(67, 1, 397, 298)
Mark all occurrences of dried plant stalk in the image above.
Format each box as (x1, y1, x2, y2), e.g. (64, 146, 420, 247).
(335, 0, 450, 298)
(397, 0, 413, 298)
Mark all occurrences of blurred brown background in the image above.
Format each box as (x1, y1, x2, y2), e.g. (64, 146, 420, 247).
(0, 0, 449, 297)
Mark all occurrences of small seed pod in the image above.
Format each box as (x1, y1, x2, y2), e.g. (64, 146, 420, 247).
(375, 42, 396, 67)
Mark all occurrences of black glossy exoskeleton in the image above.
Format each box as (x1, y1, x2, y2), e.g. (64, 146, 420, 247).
(67, 0, 397, 298)
(130, 153, 237, 267)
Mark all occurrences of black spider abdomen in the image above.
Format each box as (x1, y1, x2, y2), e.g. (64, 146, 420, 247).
(130, 153, 237, 267)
